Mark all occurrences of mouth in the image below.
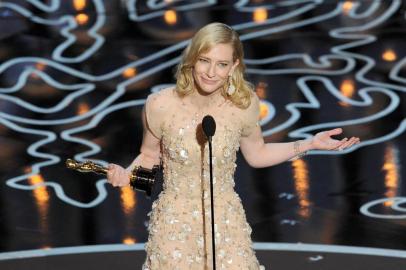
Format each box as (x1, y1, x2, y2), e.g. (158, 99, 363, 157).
(200, 77, 218, 85)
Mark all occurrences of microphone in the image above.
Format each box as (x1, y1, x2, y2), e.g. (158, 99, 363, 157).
(202, 115, 216, 138)
(202, 114, 217, 270)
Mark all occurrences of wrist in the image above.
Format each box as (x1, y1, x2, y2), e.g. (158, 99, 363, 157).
(301, 138, 315, 152)
(290, 139, 310, 161)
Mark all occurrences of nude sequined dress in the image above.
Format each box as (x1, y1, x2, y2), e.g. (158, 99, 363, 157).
(142, 88, 264, 270)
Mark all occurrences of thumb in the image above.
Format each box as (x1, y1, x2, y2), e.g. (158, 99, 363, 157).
(326, 128, 343, 136)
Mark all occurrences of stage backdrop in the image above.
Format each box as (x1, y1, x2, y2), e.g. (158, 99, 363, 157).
(0, 1, 405, 269)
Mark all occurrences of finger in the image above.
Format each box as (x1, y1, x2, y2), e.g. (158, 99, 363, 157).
(120, 171, 130, 186)
(120, 169, 129, 178)
(338, 141, 351, 150)
(110, 171, 121, 185)
(346, 137, 359, 146)
(106, 170, 114, 182)
(111, 179, 118, 187)
(344, 137, 360, 148)
(330, 142, 342, 150)
(110, 169, 118, 180)
(339, 137, 348, 144)
(332, 138, 347, 150)
(117, 172, 126, 185)
(337, 137, 358, 150)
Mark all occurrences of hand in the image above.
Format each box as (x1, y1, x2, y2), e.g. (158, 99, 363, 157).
(311, 128, 360, 151)
(107, 163, 131, 187)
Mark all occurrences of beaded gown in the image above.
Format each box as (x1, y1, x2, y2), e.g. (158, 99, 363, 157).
(142, 88, 264, 270)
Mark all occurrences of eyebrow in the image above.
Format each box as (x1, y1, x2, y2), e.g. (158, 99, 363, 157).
(199, 56, 231, 63)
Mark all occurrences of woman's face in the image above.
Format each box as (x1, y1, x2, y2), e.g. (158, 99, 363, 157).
(192, 43, 239, 95)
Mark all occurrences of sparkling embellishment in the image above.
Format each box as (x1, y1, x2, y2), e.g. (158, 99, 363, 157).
(168, 232, 176, 241)
(223, 146, 231, 158)
(196, 236, 204, 248)
(179, 149, 188, 159)
(172, 249, 182, 260)
(192, 210, 200, 219)
(182, 223, 192, 232)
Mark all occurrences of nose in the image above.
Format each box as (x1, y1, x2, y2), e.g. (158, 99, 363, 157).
(206, 63, 216, 78)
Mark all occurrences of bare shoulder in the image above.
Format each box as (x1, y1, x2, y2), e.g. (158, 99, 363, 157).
(144, 88, 178, 137)
(147, 86, 177, 106)
(235, 90, 259, 114)
(146, 86, 178, 108)
(236, 91, 260, 137)
(248, 91, 260, 109)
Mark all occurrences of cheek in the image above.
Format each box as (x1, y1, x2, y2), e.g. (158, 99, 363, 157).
(218, 67, 231, 79)
(192, 66, 201, 82)
(193, 64, 203, 75)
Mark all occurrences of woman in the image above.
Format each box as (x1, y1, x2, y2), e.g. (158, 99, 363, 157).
(107, 22, 360, 269)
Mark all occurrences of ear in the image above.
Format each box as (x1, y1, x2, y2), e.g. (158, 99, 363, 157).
(229, 59, 240, 75)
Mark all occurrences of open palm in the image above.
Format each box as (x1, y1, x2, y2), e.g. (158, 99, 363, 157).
(311, 128, 360, 151)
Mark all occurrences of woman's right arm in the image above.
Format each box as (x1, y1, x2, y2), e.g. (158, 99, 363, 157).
(107, 106, 161, 187)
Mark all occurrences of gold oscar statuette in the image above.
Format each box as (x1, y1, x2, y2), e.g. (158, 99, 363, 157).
(66, 159, 159, 197)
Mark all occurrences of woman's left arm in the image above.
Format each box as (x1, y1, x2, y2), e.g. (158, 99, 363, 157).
(240, 126, 360, 168)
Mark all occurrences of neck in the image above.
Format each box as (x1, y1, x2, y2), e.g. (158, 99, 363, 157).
(190, 88, 224, 110)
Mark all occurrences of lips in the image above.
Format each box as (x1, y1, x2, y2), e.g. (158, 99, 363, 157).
(200, 76, 218, 85)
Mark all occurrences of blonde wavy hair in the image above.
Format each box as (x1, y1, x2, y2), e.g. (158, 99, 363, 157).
(175, 22, 253, 109)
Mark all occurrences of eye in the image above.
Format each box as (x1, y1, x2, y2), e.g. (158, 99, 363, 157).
(218, 63, 228, 68)
(198, 58, 209, 63)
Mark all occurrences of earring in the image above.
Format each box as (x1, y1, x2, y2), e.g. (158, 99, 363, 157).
(227, 75, 236, 95)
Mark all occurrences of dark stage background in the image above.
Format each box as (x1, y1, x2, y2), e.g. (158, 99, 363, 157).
(0, 0, 405, 269)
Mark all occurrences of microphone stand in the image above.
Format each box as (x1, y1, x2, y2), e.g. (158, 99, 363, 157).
(207, 135, 216, 270)
(202, 115, 216, 269)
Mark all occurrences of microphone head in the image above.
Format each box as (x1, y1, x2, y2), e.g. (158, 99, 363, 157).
(202, 115, 216, 137)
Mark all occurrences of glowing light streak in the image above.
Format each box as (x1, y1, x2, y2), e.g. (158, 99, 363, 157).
(25, 167, 50, 235)
(342, 1, 354, 14)
(259, 102, 269, 121)
(123, 237, 137, 245)
(122, 67, 137, 78)
(292, 159, 311, 218)
(382, 49, 397, 62)
(253, 7, 268, 23)
(77, 102, 90, 115)
(35, 62, 47, 71)
(164, 10, 177, 25)
(26, 167, 50, 206)
(73, 0, 87, 11)
(75, 13, 89, 25)
(121, 186, 136, 215)
(382, 145, 399, 206)
(339, 79, 355, 107)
